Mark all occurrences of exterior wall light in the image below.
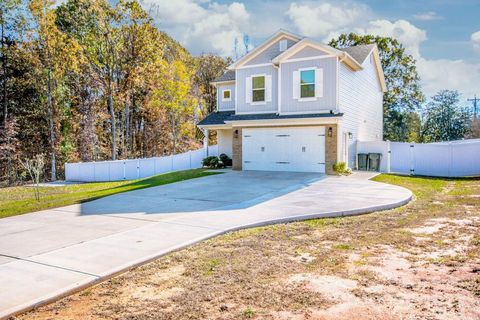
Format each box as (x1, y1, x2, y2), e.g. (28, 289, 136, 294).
(328, 127, 333, 137)
(348, 132, 353, 139)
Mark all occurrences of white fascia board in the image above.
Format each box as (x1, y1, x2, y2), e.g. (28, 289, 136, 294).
(225, 117, 342, 127)
(197, 124, 232, 130)
(372, 47, 387, 92)
(210, 80, 235, 87)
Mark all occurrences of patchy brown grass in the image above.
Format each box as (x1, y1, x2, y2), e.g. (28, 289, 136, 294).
(18, 175, 480, 320)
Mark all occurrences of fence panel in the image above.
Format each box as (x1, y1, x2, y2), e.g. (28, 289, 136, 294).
(93, 162, 110, 181)
(190, 149, 205, 168)
(390, 142, 412, 174)
(124, 160, 139, 180)
(139, 158, 155, 178)
(413, 144, 451, 177)
(79, 163, 95, 182)
(109, 161, 125, 181)
(66, 146, 217, 182)
(451, 143, 480, 177)
(154, 156, 173, 175)
(172, 152, 191, 171)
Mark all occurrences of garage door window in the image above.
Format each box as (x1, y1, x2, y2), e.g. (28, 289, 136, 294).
(252, 76, 265, 102)
(300, 70, 315, 98)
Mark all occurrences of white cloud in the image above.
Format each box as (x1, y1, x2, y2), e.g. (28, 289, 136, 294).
(286, 2, 369, 38)
(413, 11, 443, 21)
(472, 31, 480, 53)
(141, 0, 250, 57)
(362, 19, 427, 58)
(416, 58, 480, 99)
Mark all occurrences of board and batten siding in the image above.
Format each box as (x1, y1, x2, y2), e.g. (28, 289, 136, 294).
(217, 83, 235, 111)
(245, 37, 297, 66)
(280, 57, 337, 113)
(236, 65, 278, 114)
(289, 47, 328, 60)
(338, 54, 383, 168)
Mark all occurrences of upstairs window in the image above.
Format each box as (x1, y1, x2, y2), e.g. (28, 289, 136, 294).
(252, 75, 265, 102)
(279, 39, 288, 52)
(300, 69, 315, 98)
(222, 89, 231, 101)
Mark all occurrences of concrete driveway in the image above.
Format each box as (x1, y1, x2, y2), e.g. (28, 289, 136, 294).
(0, 171, 412, 318)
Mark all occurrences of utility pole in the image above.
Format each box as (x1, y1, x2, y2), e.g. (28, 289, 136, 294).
(468, 95, 479, 120)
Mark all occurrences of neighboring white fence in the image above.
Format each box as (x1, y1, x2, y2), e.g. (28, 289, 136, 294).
(65, 145, 218, 182)
(357, 140, 480, 178)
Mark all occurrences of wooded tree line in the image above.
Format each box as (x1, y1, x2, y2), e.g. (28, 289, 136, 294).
(0, 0, 230, 184)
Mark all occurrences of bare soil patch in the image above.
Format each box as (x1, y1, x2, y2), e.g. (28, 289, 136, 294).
(17, 176, 480, 320)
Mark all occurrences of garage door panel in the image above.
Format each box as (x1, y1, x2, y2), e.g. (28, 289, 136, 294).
(242, 126, 326, 173)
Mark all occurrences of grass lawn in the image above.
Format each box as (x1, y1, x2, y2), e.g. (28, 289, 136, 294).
(0, 169, 221, 219)
(19, 174, 480, 320)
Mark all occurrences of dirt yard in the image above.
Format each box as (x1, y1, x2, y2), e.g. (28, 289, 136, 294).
(17, 175, 480, 320)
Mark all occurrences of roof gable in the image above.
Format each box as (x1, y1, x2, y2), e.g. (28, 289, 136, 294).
(339, 44, 375, 65)
(229, 30, 302, 69)
(244, 37, 297, 66)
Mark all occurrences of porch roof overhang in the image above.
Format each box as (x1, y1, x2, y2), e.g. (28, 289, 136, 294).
(197, 111, 343, 129)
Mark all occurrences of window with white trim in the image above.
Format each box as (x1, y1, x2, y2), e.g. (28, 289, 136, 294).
(300, 69, 315, 98)
(279, 39, 287, 52)
(252, 75, 265, 102)
(222, 89, 231, 101)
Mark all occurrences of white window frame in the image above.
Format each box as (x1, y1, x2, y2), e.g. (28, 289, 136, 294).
(298, 67, 317, 102)
(251, 73, 267, 105)
(222, 89, 232, 102)
(279, 39, 288, 52)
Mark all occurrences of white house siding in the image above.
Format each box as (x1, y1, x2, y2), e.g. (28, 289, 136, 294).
(280, 57, 337, 113)
(217, 129, 233, 157)
(245, 37, 297, 66)
(217, 83, 235, 111)
(236, 65, 278, 114)
(338, 54, 383, 168)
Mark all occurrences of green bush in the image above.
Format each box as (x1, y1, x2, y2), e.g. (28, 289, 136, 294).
(333, 162, 352, 175)
(202, 156, 224, 169)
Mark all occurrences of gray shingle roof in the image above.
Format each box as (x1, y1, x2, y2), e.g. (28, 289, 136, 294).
(198, 111, 343, 126)
(213, 70, 235, 83)
(340, 44, 376, 65)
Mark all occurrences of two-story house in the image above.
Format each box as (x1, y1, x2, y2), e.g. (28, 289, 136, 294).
(198, 29, 386, 174)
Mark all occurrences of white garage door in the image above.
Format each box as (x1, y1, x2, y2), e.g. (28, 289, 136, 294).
(242, 126, 326, 173)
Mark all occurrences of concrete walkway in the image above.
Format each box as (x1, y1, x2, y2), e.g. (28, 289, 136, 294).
(0, 171, 412, 318)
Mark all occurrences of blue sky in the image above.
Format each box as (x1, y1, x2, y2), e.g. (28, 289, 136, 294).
(141, 0, 480, 102)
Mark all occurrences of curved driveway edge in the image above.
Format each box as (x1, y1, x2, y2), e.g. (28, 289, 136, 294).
(0, 171, 412, 319)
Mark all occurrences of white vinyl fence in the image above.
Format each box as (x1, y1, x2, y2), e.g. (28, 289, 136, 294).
(357, 139, 480, 178)
(65, 145, 218, 182)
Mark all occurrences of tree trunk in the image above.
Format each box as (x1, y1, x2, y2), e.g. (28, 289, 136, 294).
(108, 80, 117, 160)
(1, 20, 6, 127)
(47, 68, 56, 181)
(171, 111, 176, 154)
(124, 98, 129, 158)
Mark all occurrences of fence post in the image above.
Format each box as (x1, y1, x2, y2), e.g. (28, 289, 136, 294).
(410, 143, 415, 176)
(386, 140, 391, 173)
(448, 142, 453, 178)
